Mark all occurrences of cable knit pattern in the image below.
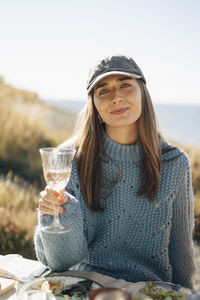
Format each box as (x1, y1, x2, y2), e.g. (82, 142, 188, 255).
(34, 132, 196, 289)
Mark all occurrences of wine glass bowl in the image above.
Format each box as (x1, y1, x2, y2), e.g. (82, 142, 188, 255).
(39, 147, 76, 234)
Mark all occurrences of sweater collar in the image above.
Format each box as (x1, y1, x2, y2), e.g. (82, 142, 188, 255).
(102, 130, 142, 162)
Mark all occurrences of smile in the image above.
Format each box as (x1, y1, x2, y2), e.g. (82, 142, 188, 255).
(110, 107, 129, 115)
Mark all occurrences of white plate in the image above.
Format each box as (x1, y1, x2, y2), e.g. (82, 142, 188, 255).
(16, 275, 102, 300)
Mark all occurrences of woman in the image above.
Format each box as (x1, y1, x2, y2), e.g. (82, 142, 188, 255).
(34, 55, 196, 289)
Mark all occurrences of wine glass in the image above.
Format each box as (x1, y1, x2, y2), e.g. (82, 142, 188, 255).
(39, 147, 76, 234)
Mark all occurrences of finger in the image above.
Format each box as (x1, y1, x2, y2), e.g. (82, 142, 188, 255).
(38, 199, 66, 215)
(45, 187, 66, 198)
(44, 187, 59, 197)
(40, 190, 64, 205)
(39, 198, 66, 214)
(38, 198, 54, 215)
(43, 188, 68, 204)
(45, 186, 63, 197)
(59, 189, 65, 198)
(39, 205, 54, 215)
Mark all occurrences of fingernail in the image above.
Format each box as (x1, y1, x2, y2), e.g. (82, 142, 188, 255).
(59, 199, 65, 204)
(61, 208, 66, 213)
(54, 192, 59, 197)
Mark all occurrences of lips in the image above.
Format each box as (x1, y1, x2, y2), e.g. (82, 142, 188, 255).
(110, 107, 129, 115)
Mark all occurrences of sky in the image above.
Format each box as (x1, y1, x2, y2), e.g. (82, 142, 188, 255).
(0, 0, 200, 105)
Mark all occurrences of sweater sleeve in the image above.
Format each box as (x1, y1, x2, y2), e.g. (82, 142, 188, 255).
(169, 160, 196, 289)
(34, 161, 88, 271)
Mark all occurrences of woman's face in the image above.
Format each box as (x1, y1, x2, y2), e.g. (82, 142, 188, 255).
(93, 74, 142, 133)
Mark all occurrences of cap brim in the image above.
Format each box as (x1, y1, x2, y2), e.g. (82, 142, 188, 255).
(87, 71, 142, 94)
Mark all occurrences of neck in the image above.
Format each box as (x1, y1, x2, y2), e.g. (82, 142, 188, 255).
(105, 124, 138, 145)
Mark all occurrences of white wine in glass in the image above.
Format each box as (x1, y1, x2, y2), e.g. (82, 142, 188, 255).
(39, 147, 76, 234)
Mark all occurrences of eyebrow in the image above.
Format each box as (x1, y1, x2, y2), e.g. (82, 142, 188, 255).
(95, 76, 133, 91)
(118, 76, 132, 82)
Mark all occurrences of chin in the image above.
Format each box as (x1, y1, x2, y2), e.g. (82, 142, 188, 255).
(108, 121, 137, 128)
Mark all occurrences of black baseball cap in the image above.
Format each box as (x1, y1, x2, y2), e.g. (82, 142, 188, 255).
(87, 54, 146, 94)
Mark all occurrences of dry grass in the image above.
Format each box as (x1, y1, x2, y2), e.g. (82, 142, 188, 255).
(0, 173, 38, 258)
(183, 145, 200, 197)
(0, 78, 75, 145)
(0, 172, 38, 211)
(0, 79, 76, 185)
(194, 242, 200, 292)
(0, 101, 52, 185)
(194, 192, 200, 218)
(167, 139, 200, 218)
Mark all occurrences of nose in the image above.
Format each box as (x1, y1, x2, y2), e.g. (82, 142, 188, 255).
(111, 88, 122, 103)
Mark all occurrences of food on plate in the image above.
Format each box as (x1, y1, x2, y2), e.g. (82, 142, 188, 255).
(33, 278, 94, 299)
(59, 279, 93, 298)
(41, 280, 64, 294)
(132, 293, 152, 300)
(31, 282, 43, 290)
(140, 281, 186, 300)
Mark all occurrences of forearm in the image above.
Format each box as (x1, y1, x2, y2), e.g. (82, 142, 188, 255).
(169, 165, 196, 288)
(34, 225, 48, 267)
(169, 237, 195, 288)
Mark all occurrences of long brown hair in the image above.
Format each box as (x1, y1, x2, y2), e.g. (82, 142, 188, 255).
(137, 81, 161, 200)
(73, 80, 162, 211)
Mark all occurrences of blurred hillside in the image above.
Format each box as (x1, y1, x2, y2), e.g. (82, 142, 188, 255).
(0, 78, 76, 140)
(0, 78, 76, 185)
(0, 78, 200, 260)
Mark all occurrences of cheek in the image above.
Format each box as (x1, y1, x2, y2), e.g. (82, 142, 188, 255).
(129, 89, 142, 118)
(136, 96, 142, 118)
(94, 97, 106, 114)
(128, 88, 142, 105)
(125, 85, 141, 99)
(93, 97, 100, 110)
(133, 86, 142, 101)
(136, 92, 142, 110)
(137, 101, 142, 119)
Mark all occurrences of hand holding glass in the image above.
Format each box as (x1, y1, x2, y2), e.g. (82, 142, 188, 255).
(39, 147, 76, 233)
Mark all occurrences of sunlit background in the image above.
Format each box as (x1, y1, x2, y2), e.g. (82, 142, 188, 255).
(0, 0, 200, 104)
(0, 1, 200, 290)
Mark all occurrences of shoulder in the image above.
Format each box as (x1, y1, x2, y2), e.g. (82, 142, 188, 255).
(159, 140, 192, 193)
(161, 140, 190, 168)
(160, 140, 191, 185)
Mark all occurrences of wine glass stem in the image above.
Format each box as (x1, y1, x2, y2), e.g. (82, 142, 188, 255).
(52, 203, 61, 227)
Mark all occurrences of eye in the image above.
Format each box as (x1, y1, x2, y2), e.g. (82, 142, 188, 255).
(121, 83, 131, 88)
(99, 89, 110, 95)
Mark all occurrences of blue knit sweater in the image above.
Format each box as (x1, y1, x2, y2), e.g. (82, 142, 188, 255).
(34, 132, 196, 289)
